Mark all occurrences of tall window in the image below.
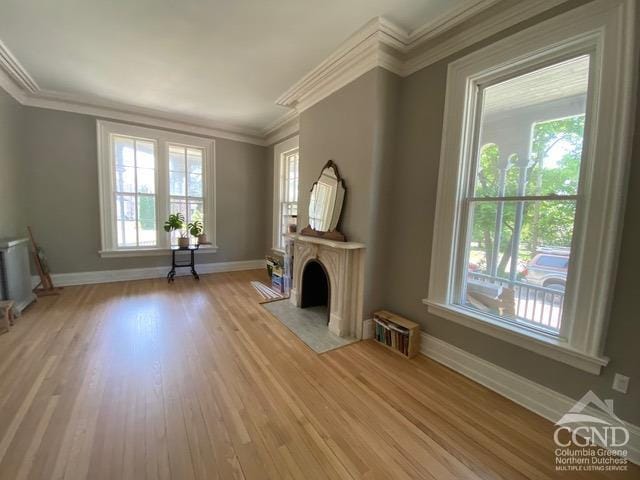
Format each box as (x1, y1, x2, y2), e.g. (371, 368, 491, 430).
(98, 121, 216, 256)
(426, 1, 635, 374)
(169, 145, 205, 245)
(273, 136, 299, 251)
(113, 136, 157, 247)
(461, 55, 588, 334)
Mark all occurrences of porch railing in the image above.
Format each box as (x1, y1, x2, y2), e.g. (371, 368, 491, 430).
(467, 271, 564, 331)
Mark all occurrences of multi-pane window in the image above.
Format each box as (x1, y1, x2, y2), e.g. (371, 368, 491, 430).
(279, 149, 299, 249)
(169, 145, 205, 245)
(460, 55, 589, 334)
(113, 136, 157, 247)
(98, 121, 215, 255)
(273, 137, 299, 251)
(427, 0, 634, 373)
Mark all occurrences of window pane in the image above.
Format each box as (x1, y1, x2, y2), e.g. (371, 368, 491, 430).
(115, 165, 135, 193)
(169, 146, 186, 172)
(136, 140, 155, 169)
(473, 56, 589, 198)
(277, 149, 299, 249)
(138, 195, 156, 246)
(114, 137, 135, 167)
(115, 194, 137, 247)
(169, 199, 187, 245)
(461, 200, 576, 332)
(169, 198, 187, 218)
(188, 173, 203, 197)
(187, 148, 203, 174)
(188, 201, 203, 223)
(170, 171, 186, 196)
(137, 167, 155, 194)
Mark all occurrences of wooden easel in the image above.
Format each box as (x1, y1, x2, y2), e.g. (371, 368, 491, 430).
(28, 227, 62, 297)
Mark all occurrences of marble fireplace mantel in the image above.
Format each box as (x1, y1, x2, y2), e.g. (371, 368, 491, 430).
(287, 234, 366, 339)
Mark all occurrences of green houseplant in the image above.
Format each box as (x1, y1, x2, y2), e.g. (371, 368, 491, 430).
(164, 213, 189, 248)
(188, 220, 208, 245)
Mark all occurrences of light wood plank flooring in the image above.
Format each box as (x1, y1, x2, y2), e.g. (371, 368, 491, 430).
(0, 269, 636, 479)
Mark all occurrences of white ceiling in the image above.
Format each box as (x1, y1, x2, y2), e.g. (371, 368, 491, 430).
(0, 0, 466, 132)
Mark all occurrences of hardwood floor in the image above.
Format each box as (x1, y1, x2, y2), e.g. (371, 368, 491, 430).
(0, 269, 636, 479)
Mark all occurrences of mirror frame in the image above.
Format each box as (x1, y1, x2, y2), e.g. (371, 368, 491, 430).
(300, 160, 347, 242)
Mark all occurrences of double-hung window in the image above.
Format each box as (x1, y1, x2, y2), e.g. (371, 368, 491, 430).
(426, 0, 635, 374)
(168, 145, 205, 245)
(272, 136, 299, 251)
(112, 136, 157, 248)
(98, 121, 216, 256)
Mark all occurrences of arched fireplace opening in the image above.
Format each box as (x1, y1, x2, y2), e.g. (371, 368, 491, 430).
(300, 260, 330, 321)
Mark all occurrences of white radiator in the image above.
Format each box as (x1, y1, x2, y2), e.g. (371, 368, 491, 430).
(0, 238, 37, 315)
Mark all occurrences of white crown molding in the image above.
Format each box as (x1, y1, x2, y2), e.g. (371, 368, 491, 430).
(0, 39, 269, 145)
(275, 16, 407, 111)
(0, 0, 576, 143)
(274, 0, 572, 114)
(403, 0, 568, 76)
(0, 64, 26, 103)
(0, 38, 38, 93)
(420, 332, 640, 465)
(22, 89, 267, 145)
(263, 109, 300, 146)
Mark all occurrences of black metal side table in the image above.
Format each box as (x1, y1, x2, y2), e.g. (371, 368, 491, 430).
(167, 245, 200, 283)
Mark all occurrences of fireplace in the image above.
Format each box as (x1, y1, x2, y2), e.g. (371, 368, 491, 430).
(301, 260, 330, 321)
(288, 235, 365, 338)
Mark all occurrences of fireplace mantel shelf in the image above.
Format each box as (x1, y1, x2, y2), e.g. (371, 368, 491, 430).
(287, 234, 365, 250)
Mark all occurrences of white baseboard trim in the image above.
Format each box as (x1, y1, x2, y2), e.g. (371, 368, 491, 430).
(31, 259, 265, 288)
(420, 332, 640, 465)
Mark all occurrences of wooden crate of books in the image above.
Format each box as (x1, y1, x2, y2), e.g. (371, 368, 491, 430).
(372, 310, 420, 358)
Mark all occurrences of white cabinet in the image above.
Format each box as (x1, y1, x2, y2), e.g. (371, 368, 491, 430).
(0, 238, 36, 315)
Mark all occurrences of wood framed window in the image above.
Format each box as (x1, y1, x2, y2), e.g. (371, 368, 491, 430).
(272, 136, 299, 252)
(97, 121, 216, 257)
(425, 0, 636, 374)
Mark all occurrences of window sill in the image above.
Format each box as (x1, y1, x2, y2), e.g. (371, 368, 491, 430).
(422, 299, 608, 375)
(99, 245, 219, 258)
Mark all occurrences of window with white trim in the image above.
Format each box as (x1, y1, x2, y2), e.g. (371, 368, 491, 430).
(168, 145, 205, 245)
(426, 0, 635, 374)
(460, 55, 589, 335)
(112, 136, 157, 248)
(98, 121, 216, 256)
(272, 136, 299, 251)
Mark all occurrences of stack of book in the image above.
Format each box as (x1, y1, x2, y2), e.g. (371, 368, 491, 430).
(374, 317, 410, 356)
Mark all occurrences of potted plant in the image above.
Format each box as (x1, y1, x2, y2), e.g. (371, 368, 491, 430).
(188, 220, 208, 245)
(164, 213, 189, 248)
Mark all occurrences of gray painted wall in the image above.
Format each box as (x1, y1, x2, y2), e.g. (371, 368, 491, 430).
(3, 0, 636, 427)
(298, 69, 377, 243)
(21, 107, 268, 273)
(0, 88, 24, 239)
(298, 68, 399, 317)
(284, 0, 639, 425)
(382, 6, 640, 424)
